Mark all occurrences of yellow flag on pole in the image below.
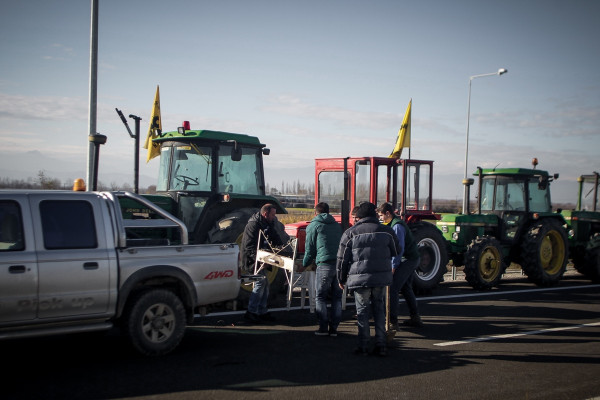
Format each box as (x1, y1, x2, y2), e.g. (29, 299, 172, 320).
(389, 99, 411, 159)
(143, 85, 162, 162)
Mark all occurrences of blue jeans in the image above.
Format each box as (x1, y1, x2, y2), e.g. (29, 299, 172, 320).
(315, 264, 342, 332)
(248, 267, 269, 315)
(354, 286, 386, 349)
(390, 257, 420, 323)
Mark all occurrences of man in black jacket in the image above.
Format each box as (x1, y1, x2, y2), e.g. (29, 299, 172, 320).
(337, 202, 400, 356)
(241, 203, 283, 323)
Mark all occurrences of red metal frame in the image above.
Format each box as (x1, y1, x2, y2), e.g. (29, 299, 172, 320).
(314, 156, 438, 222)
(286, 157, 440, 249)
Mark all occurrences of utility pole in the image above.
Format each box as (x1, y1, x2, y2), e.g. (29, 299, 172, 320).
(86, 0, 99, 191)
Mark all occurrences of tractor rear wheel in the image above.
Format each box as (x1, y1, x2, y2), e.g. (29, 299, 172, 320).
(464, 237, 505, 290)
(520, 219, 568, 286)
(575, 233, 600, 283)
(410, 222, 449, 294)
(572, 245, 588, 276)
(583, 244, 600, 283)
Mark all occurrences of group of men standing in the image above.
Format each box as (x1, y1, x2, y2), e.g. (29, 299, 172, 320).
(240, 201, 423, 357)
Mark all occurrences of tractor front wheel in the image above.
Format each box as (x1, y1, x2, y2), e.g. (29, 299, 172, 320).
(520, 219, 568, 286)
(464, 237, 506, 290)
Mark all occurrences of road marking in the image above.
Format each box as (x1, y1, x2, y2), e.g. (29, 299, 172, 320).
(197, 283, 600, 318)
(434, 321, 600, 347)
(418, 284, 600, 302)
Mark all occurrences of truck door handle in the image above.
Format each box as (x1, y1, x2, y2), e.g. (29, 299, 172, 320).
(9, 265, 26, 273)
(83, 262, 99, 270)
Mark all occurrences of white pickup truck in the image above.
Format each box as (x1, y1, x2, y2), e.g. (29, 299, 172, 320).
(0, 190, 240, 355)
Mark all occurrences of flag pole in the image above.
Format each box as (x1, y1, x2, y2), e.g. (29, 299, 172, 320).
(408, 99, 412, 160)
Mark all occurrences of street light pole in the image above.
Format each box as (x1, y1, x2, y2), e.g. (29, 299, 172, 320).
(462, 68, 508, 214)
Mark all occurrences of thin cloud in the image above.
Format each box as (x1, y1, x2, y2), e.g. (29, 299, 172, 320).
(473, 105, 600, 138)
(0, 93, 87, 121)
(262, 95, 401, 130)
(0, 93, 118, 122)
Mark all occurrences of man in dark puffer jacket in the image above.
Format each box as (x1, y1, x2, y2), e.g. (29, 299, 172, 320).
(337, 202, 400, 356)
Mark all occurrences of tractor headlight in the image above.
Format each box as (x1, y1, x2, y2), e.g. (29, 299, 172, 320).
(452, 226, 461, 241)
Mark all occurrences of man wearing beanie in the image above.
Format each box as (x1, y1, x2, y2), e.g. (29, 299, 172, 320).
(336, 202, 400, 356)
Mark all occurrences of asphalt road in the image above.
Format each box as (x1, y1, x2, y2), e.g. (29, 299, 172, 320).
(4, 272, 600, 400)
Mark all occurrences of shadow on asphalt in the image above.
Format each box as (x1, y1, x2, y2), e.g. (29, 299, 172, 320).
(4, 274, 597, 399)
(3, 307, 473, 399)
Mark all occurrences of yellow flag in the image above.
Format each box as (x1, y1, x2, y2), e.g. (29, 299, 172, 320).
(143, 85, 162, 162)
(389, 99, 411, 159)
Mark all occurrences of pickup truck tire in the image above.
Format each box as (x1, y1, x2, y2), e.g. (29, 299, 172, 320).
(124, 289, 187, 356)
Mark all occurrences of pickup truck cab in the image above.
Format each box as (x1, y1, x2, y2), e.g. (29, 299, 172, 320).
(0, 190, 240, 355)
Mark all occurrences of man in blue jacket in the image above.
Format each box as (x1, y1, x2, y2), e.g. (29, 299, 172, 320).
(377, 203, 423, 329)
(337, 202, 400, 356)
(301, 202, 343, 336)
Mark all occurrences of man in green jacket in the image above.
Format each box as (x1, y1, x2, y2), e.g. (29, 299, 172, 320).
(301, 202, 343, 336)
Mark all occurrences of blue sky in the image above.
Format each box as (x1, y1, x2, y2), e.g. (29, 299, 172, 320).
(1, 0, 599, 203)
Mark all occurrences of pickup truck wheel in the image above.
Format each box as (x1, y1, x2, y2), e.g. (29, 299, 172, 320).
(124, 289, 186, 356)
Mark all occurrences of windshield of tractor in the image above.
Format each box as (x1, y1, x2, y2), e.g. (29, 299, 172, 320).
(161, 144, 213, 192)
(480, 176, 551, 212)
(528, 177, 552, 212)
(377, 165, 392, 206)
(481, 176, 526, 211)
(355, 161, 371, 206)
(157, 142, 265, 195)
(217, 144, 263, 195)
(318, 171, 346, 213)
(405, 163, 431, 211)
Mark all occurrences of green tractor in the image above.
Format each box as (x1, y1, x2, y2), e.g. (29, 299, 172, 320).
(123, 122, 288, 302)
(561, 172, 600, 282)
(437, 164, 569, 290)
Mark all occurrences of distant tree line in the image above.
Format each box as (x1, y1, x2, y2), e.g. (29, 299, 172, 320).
(0, 172, 575, 213)
(0, 171, 156, 193)
(266, 180, 314, 196)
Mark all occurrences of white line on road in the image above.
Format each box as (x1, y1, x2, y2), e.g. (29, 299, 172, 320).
(418, 284, 600, 302)
(198, 283, 600, 318)
(434, 321, 600, 347)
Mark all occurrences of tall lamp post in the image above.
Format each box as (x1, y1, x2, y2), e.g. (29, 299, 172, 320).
(462, 68, 508, 214)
